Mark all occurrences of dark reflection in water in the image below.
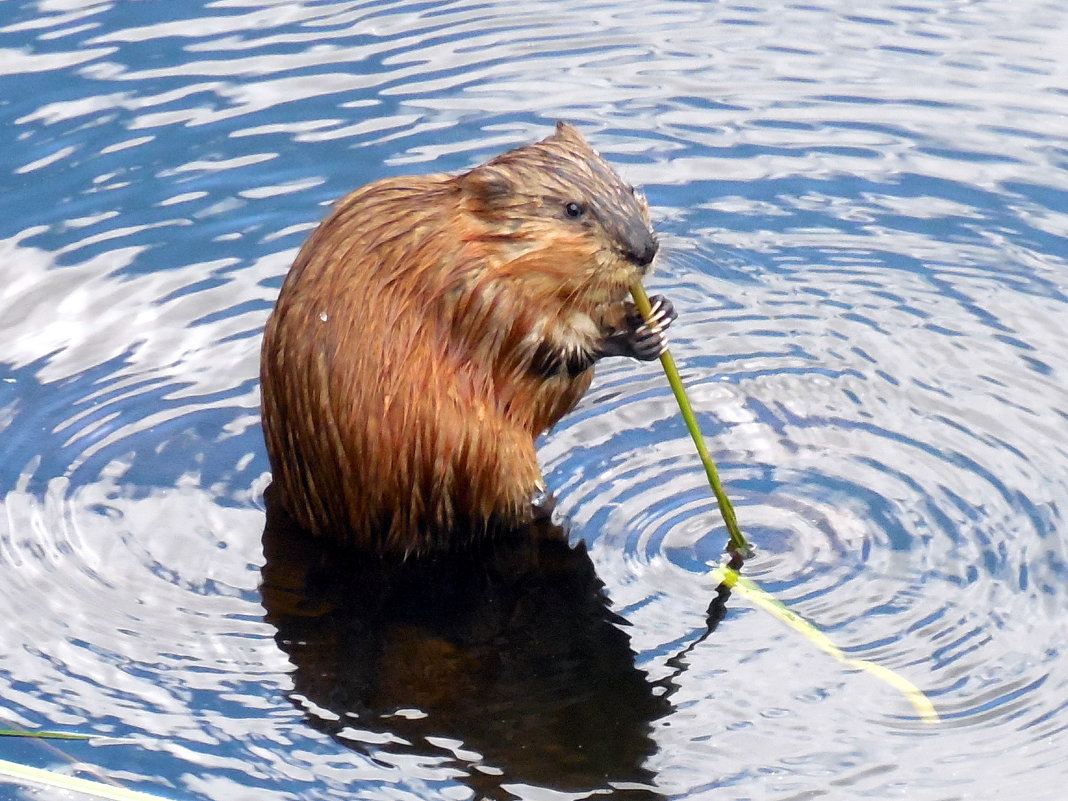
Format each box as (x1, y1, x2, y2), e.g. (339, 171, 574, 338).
(261, 487, 670, 800)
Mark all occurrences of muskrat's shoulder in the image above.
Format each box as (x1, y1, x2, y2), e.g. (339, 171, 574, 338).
(290, 172, 457, 269)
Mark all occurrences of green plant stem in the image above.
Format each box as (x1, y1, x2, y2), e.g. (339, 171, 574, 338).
(0, 729, 94, 740)
(0, 757, 171, 801)
(630, 283, 749, 556)
(629, 285, 942, 721)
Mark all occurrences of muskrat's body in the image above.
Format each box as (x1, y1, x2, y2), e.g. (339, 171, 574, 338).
(261, 122, 672, 555)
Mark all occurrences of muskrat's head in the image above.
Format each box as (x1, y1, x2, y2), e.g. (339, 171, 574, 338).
(458, 122, 658, 308)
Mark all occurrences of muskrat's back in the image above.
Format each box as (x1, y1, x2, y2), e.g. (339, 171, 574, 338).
(261, 122, 669, 555)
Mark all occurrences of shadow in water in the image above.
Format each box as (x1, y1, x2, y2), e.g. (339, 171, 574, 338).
(260, 488, 672, 799)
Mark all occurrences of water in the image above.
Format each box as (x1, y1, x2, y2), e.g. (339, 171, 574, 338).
(2, 0, 1067, 798)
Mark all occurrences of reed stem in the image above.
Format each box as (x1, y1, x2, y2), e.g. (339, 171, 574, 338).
(630, 283, 750, 557)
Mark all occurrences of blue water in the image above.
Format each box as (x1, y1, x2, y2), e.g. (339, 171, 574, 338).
(2, 1, 1067, 799)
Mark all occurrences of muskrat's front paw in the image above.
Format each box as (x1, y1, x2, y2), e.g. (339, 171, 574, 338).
(622, 294, 677, 361)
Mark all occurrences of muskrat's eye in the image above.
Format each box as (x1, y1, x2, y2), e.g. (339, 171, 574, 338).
(564, 201, 585, 219)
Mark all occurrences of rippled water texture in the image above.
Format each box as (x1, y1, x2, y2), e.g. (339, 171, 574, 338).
(2, 1, 1067, 799)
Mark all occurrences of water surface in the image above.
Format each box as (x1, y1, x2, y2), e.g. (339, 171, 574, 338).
(1, 1, 1067, 799)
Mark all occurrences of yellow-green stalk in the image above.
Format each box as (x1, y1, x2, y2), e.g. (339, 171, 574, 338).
(630, 282, 938, 722)
(630, 283, 749, 557)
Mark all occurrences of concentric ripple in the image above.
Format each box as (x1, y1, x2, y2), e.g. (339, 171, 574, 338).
(545, 233, 1068, 791)
(3, 0, 1068, 799)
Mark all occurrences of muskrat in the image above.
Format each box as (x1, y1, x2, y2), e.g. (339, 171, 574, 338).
(261, 122, 674, 555)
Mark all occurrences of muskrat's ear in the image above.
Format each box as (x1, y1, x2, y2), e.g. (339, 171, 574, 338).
(460, 165, 513, 203)
(553, 121, 587, 146)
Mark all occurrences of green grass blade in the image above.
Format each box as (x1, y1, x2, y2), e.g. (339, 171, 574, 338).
(0, 757, 172, 801)
(0, 729, 95, 740)
(713, 564, 940, 722)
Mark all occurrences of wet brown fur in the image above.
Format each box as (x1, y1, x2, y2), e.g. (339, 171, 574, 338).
(261, 122, 657, 555)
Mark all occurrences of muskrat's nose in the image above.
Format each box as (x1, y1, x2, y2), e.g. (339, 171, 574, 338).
(625, 228, 659, 268)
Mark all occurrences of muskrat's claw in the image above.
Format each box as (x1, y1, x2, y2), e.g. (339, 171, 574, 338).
(622, 294, 677, 361)
(591, 295, 677, 362)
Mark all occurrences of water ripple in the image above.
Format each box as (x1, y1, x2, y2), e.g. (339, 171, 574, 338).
(546, 223, 1068, 779)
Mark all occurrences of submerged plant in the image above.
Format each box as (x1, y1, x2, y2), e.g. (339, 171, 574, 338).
(631, 281, 938, 723)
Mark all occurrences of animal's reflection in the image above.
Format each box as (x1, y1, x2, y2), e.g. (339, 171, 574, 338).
(260, 491, 670, 799)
